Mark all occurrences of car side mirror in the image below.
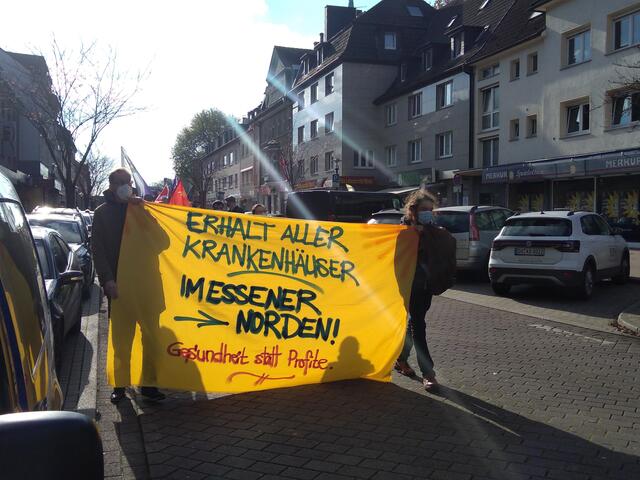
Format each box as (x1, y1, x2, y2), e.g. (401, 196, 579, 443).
(60, 270, 84, 285)
(0, 411, 103, 480)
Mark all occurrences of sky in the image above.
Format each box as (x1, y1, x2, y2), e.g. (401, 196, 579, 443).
(3, 0, 380, 184)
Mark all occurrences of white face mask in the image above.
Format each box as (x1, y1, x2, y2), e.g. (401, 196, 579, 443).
(116, 184, 133, 202)
(418, 211, 434, 225)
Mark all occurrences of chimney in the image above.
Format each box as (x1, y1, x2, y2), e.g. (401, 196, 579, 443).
(320, 32, 324, 43)
(325, 4, 357, 40)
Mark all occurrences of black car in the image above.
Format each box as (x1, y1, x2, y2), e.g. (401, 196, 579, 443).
(32, 206, 92, 239)
(31, 227, 84, 373)
(27, 213, 95, 298)
(286, 190, 401, 223)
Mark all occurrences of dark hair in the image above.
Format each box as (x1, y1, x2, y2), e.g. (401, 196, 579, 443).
(251, 203, 266, 214)
(403, 189, 438, 224)
(212, 200, 225, 209)
(108, 168, 131, 185)
(225, 196, 236, 204)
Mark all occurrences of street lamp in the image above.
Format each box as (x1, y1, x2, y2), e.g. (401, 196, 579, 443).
(332, 155, 341, 189)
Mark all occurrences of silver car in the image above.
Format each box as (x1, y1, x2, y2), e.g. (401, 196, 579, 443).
(434, 206, 513, 277)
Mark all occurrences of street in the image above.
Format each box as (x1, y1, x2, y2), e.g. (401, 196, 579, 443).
(60, 288, 640, 480)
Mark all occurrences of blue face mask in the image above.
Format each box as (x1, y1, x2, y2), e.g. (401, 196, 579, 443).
(418, 211, 434, 225)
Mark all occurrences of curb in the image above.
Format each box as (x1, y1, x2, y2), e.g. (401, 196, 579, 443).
(616, 299, 640, 335)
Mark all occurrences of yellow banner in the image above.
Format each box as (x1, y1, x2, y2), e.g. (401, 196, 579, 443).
(107, 202, 417, 393)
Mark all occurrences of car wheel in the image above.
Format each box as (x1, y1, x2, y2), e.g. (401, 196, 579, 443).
(613, 253, 630, 285)
(577, 262, 596, 300)
(491, 282, 510, 296)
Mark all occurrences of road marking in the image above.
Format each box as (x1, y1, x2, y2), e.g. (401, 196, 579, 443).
(528, 324, 615, 346)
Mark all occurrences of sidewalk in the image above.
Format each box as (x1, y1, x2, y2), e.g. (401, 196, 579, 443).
(617, 250, 640, 334)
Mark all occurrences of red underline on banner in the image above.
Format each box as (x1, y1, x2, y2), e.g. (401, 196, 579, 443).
(226, 371, 296, 386)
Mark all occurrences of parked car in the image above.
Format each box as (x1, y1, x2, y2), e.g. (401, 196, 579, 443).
(31, 227, 84, 373)
(27, 213, 94, 298)
(489, 211, 630, 299)
(32, 206, 92, 239)
(0, 171, 63, 413)
(286, 190, 401, 223)
(433, 206, 513, 278)
(367, 209, 404, 225)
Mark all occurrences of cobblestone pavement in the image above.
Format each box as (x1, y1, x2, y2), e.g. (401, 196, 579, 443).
(95, 296, 640, 480)
(443, 277, 639, 335)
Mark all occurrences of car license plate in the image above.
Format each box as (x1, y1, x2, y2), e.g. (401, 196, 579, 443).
(515, 247, 545, 256)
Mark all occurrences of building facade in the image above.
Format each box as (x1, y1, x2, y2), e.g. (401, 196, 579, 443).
(470, 0, 640, 241)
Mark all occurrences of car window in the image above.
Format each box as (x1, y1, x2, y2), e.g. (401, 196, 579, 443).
(49, 236, 68, 273)
(433, 211, 470, 233)
(593, 216, 611, 236)
(54, 235, 71, 256)
(580, 216, 599, 236)
(34, 240, 53, 280)
(491, 210, 511, 229)
(503, 218, 572, 237)
(29, 219, 82, 244)
(475, 211, 494, 231)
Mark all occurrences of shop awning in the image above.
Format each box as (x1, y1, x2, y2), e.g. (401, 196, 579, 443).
(482, 148, 640, 184)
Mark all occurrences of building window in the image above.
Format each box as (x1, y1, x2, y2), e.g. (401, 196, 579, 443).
(400, 63, 407, 82)
(566, 102, 590, 135)
(353, 149, 374, 169)
(510, 59, 520, 80)
(317, 48, 324, 65)
(422, 49, 433, 71)
(324, 112, 334, 134)
(223, 154, 228, 167)
(437, 132, 453, 158)
(310, 83, 318, 104)
(310, 120, 318, 139)
(385, 103, 397, 126)
(481, 137, 499, 167)
(297, 126, 304, 144)
(325, 73, 335, 95)
(527, 114, 538, 137)
(384, 32, 397, 50)
(481, 85, 499, 130)
(510, 119, 520, 140)
(298, 91, 305, 111)
(481, 63, 500, 79)
(567, 29, 591, 65)
(451, 33, 464, 58)
(234, 174, 238, 188)
(409, 93, 422, 119)
(325, 151, 333, 171)
(611, 91, 640, 126)
(613, 10, 640, 50)
(408, 139, 422, 164)
(527, 52, 538, 75)
(407, 5, 423, 17)
(385, 145, 397, 167)
(437, 80, 453, 109)
(310, 156, 319, 175)
(229, 151, 234, 165)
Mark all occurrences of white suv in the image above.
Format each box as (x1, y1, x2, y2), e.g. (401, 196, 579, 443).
(489, 211, 630, 299)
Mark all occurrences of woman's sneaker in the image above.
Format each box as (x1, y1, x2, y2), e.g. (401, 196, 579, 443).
(394, 361, 416, 377)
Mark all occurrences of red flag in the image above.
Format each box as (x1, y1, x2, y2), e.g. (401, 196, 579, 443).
(154, 184, 170, 203)
(168, 180, 191, 207)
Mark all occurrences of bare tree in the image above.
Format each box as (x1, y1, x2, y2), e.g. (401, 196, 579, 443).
(81, 150, 114, 203)
(280, 142, 306, 190)
(9, 38, 145, 206)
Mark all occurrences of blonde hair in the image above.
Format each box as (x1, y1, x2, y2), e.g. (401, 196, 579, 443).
(403, 189, 438, 224)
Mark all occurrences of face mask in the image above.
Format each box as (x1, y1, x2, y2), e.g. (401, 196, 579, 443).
(116, 184, 133, 202)
(418, 211, 434, 225)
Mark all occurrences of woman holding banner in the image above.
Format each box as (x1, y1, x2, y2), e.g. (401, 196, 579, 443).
(395, 190, 439, 391)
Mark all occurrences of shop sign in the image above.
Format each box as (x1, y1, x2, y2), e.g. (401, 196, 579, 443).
(509, 162, 557, 182)
(397, 170, 435, 187)
(340, 176, 376, 186)
(295, 179, 319, 190)
(585, 150, 640, 175)
(482, 165, 511, 184)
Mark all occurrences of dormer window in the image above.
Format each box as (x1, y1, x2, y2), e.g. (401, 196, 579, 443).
(400, 63, 407, 82)
(422, 49, 433, 71)
(384, 32, 397, 50)
(303, 57, 310, 75)
(317, 48, 324, 65)
(479, 0, 491, 9)
(451, 33, 464, 58)
(407, 6, 423, 17)
(447, 16, 457, 28)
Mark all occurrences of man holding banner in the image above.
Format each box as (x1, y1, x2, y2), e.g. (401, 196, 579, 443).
(92, 168, 167, 404)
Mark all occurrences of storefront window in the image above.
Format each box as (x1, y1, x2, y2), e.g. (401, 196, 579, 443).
(598, 176, 639, 242)
(553, 179, 594, 212)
